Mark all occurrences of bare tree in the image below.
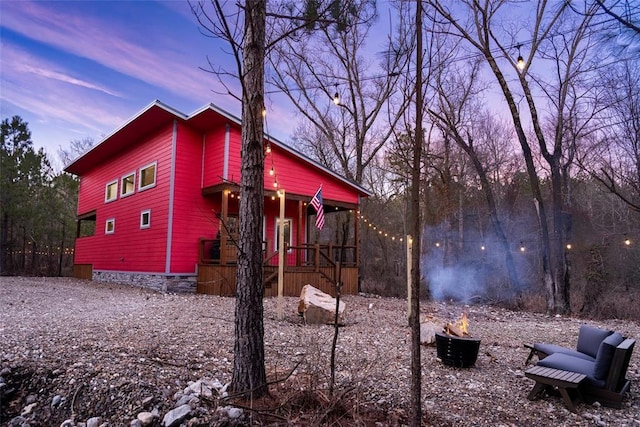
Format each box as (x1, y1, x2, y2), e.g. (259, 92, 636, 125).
(426, 0, 606, 314)
(268, 0, 414, 184)
(190, 0, 375, 399)
(58, 137, 95, 169)
(584, 60, 640, 212)
(428, 57, 521, 291)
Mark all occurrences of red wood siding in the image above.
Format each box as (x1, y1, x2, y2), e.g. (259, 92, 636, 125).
(267, 144, 359, 203)
(74, 124, 174, 273)
(226, 125, 243, 184)
(169, 123, 218, 273)
(202, 122, 243, 187)
(202, 125, 226, 187)
(263, 199, 302, 265)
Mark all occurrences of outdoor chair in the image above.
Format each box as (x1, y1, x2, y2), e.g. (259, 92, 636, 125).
(524, 324, 635, 409)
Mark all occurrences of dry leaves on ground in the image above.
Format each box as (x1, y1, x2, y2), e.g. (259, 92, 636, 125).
(1, 277, 639, 426)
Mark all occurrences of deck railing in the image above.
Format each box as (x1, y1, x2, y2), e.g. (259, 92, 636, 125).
(199, 239, 355, 284)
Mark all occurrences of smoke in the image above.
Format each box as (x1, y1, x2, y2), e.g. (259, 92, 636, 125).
(419, 220, 533, 303)
(425, 264, 487, 303)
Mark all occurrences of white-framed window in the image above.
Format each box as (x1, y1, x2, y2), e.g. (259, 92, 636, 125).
(121, 172, 135, 197)
(139, 161, 157, 191)
(105, 180, 118, 202)
(274, 218, 292, 252)
(105, 218, 115, 234)
(140, 209, 151, 229)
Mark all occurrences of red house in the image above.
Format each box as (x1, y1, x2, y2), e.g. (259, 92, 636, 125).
(65, 100, 370, 295)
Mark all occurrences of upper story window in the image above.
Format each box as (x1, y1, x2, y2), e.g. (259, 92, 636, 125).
(121, 172, 135, 197)
(105, 180, 118, 202)
(139, 161, 157, 191)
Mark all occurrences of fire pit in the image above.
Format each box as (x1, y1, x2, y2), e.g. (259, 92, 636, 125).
(435, 312, 481, 368)
(435, 332, 481, 368)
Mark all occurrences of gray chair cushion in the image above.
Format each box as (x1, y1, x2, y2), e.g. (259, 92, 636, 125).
(576, 325, 613, 358)
(537, 353, 605, 388)
(594, 332, 624, 379)
(534, 343, 596, 361)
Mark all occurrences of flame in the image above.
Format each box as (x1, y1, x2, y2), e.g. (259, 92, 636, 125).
(444, 312, 470, 337)
(455, 312, 469, 335)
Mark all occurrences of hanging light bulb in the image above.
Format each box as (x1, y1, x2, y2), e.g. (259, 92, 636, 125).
(269, 166, 274, 176)
(624, 235, 631, 246)
(265, 143, 271, 154)
(520, 242, 526, 252)
(262, 106, 267, 118)
(333, 91, 340, 105)
(516, 44, 525, 71)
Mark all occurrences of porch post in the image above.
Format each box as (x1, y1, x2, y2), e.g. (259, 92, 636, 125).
(277, 189, 286, 319)
(354, 209, 359, 268)
(221, 189, 229, 265)
(297, 200, 304, 266)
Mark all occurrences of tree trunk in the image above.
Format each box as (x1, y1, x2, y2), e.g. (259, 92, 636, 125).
(231, 0, 268, 399)
(409, 1, 424, 425)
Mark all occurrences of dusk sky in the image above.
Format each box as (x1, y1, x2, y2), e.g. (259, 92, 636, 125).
(1, 0, 308, 169)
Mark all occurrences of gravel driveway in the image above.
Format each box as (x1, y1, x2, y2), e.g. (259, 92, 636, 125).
(1, 277, 639, 426)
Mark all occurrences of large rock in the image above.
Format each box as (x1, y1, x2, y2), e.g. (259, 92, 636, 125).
(298, 284, 346, 325)
(420, 321, 440, 345)
(162, 404, 191, 427)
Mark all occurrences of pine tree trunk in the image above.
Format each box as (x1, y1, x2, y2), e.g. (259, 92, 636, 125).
(231, 0, 268, 399)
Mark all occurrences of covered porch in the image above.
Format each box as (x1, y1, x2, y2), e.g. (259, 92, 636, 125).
(196, 183, 361, 297)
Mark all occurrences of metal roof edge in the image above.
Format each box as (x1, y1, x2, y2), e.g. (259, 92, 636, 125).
(64, 100, 186, 172)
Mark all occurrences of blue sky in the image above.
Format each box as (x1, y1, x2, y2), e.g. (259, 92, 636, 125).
(1, 0, 298, 169)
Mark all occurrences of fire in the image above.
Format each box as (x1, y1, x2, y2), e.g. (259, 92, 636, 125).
(455, 312, 469, 335)
(444, 312, 470, 337)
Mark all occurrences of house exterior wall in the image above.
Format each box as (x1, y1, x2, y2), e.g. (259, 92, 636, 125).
(74, 124, 174, 273)
(265, 144, 359, 204)
(169, 123, 218, 273)
(202, 124, 229, 186)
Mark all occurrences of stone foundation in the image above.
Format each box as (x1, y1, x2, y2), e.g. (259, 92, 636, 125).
(93, 271, 196, 293)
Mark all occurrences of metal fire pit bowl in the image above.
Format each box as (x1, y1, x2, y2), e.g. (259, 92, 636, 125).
(435, 331, 481, 368)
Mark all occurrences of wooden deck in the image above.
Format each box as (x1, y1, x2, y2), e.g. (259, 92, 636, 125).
(196, 238, 359, 297)
(196, 264, 358, 297)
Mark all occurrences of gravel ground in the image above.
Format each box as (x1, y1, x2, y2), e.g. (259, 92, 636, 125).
(1, 277, 639, 426)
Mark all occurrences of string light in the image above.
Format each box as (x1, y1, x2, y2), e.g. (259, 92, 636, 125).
(333, 84, 340, 105)
(269, 166, 274, 176)
(516, 44, 525, 71)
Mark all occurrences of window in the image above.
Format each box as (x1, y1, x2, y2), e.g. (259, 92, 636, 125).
(140, 210, 151, 229)
(139, 162, 157, 190)
(105, 180, 118, 202)
(274, 218, 292, 252)
(121, 172, 135, 197)
(105, 218, 115, 234)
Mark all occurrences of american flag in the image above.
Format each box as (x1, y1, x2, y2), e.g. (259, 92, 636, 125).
(310, 186, 325, 230)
